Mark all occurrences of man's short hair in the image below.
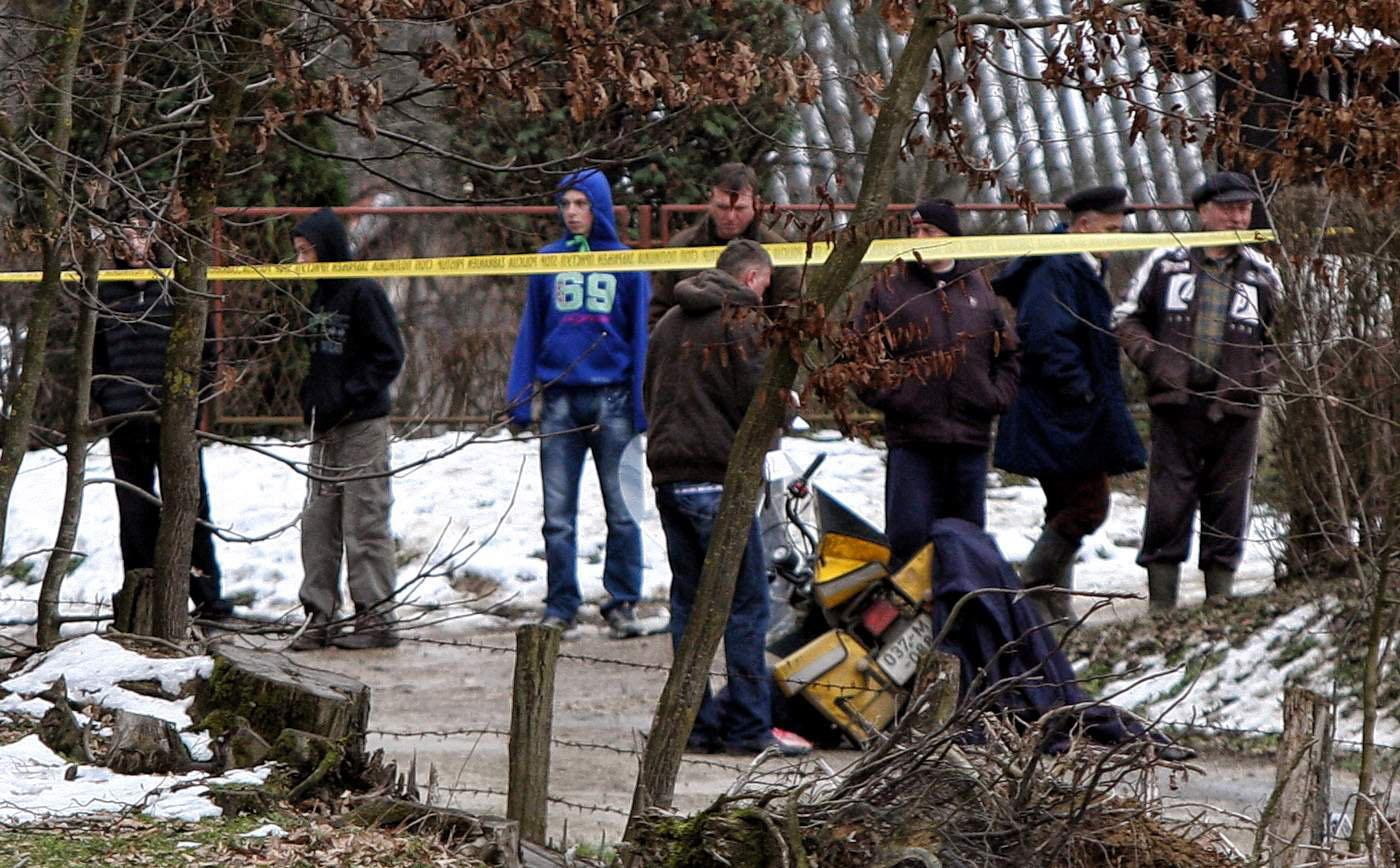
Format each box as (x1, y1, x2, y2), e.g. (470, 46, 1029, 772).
(716, 238, 772, 278)
(708, 163, 760, 195)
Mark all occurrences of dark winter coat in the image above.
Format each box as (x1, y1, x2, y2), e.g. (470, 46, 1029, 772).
(644, 269, 770, 486)
(1116, 245, 1281, 418)
(928, 517, 1158, 753)
(292, 208, 406, 430)
(991, 243, 1146, 478)
(648, 216, 798, 330)
(853, 260, 1019, 450)
(92, 274, 216, 418)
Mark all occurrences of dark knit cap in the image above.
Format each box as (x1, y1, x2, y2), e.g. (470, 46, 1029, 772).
(910, 198, 962, 236)
(1064, 185, 1133, 216)
(1192, 171, 1259, 208)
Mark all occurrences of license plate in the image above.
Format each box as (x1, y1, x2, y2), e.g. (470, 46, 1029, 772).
(875, 613, 935, 686)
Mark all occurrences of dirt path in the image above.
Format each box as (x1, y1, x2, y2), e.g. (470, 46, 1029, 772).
(291, 619, 1355, 851)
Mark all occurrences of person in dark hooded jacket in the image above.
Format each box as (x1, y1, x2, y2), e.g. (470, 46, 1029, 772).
(645, 238, 808, 757)
(504, 170, 650, 638)
(991, 186, 1146, 626)
(92, 217, 232, 620)
(853, 199, 1019, 564)
(288, 207, 406, 651)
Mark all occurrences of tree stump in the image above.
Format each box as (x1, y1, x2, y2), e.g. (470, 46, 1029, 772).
(107, 709, 193, 774)
(195, 644, 370, 760)
(37, 676, 91, 763)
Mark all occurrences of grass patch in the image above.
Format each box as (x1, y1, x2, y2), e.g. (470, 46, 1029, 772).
(3, 811, 497, 867)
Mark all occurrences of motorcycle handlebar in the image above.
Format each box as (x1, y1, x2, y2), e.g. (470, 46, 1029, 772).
(788, 453, 827, 497)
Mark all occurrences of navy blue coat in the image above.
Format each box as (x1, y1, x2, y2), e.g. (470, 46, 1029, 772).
(991, 247, 1145, 478)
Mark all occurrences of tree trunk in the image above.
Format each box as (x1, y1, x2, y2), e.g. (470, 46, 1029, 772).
(0, 0, 89, 561)
(37, 0, 140, 648)
(625, 3, 950, 839)
(35, 273, 96, 648)
(143, 3, 259, 640)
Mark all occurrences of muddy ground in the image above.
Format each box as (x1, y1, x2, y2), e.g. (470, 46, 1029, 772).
(289, 610, 1355, 852)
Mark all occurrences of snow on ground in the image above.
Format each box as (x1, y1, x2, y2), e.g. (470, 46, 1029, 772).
(3, 634, 211, 729)
(0, 735, 272, 824)
(0, 634, 272, 825)
(1090, 598, 1400, 748)
(0, 430, 1277, 630)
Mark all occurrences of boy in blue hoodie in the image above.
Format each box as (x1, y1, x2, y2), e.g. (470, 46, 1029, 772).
(505, 170, 650, 638)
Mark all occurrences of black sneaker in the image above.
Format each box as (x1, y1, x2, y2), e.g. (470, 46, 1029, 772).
(685, 733, 723, 754)
(605, 605, 647, 640)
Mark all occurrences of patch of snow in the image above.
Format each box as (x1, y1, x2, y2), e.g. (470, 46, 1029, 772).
(182, 730, 214, 762)
(144, 785, 221, 822)
(2, 635, 210, 730)
(240, 822, 287, 838)
(207, 765, 273, 787)
(0, 735, 209, 825)
(0, 694, 52, 717)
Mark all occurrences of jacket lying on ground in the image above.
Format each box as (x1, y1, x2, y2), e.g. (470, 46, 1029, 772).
(92, 272, 217, 418)
(853, 259, 1019, 450)
(648, 215, 799, 330)
(991, 240, 1146, 478)
(928, 517, 1158, 753)
(1115, 245, 1281, 418)
(292, 208, 406, 431)
(644, 268, 771, 486)
(504, 169, 649, 431)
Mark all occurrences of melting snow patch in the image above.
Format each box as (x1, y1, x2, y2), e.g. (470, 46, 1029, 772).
(1, 635, 211, 729)
(0, 735, 209, 825)
(145, 785, 221, 822)
(240, 823, 288, 838)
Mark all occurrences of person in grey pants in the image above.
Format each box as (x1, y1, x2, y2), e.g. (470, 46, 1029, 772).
(288, 208, 406, 650)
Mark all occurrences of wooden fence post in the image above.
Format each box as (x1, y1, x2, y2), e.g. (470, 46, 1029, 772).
(1255, 687, 1334, 867)
(507, 624, 560, 844)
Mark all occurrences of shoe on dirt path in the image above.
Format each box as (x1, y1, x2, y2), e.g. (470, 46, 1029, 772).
(605, 604, 648, 640)
(288, 611, 335, 651)
(724, 728, 814, 757)
(332, 610, 401, 650)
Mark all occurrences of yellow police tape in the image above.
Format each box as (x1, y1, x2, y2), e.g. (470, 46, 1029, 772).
(0, 229, 1273, 283)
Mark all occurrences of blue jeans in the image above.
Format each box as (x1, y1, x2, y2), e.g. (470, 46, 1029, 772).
(656, 482, 771, 746)
(886, 444, 989, 567)
(539, 384, 643, 622)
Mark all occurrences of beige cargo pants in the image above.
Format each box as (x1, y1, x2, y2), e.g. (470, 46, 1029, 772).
(299, 416, 397, 618)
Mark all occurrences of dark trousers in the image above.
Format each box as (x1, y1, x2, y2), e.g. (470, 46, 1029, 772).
(1138, 406, 1260, 571)
(108, 419, 222, 607)
(1038, 473, 1110, 545)
(656, 482, 771, 746)
(886, 444, 988, 566)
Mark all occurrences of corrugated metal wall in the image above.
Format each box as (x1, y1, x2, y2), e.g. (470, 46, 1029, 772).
(771, 1, 1214, 231)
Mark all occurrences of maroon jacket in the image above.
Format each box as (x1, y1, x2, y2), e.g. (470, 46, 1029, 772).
(1116, 245, 1281, 418)
(644, 269, 772, 486)
(854, 260, 1019, 449)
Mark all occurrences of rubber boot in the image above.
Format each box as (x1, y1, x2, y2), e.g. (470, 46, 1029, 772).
(1020, 527, 1079, 623)
(333, 606, 401, 650)
(1146, 563, 1181, 613)
(1203, 567, 1235, 601)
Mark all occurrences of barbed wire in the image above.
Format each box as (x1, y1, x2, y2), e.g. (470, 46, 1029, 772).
(368, 725, 746, 772)
(434, 784, 630, 817)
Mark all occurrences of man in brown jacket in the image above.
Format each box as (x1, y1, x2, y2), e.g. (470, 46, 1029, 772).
(645, 239, 808, 757)
(1115, 172, 1281, 610)
(648, 163, 799, 329)
(853, 199, 1019, 566)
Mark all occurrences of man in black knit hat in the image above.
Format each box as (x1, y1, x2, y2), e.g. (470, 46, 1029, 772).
(853, 199, 1019, 567)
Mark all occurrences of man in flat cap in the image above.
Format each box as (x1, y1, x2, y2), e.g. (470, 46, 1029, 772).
(1115, 171, 1280, 610)
(992, 185, 1146, 627)
(853, 198, 1019, 566)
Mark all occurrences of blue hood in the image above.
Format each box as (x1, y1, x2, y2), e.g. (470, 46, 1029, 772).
(547, 169, 622, 250)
